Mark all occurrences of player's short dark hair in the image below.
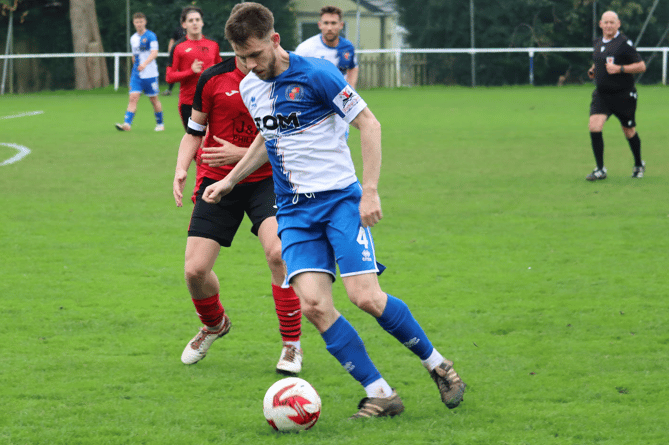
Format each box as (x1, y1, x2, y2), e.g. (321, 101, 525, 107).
(225, 2, 275, 46)
(320, 6, 342, 20)
(133, 12, 146, 20)
(181, 6, 203, 24)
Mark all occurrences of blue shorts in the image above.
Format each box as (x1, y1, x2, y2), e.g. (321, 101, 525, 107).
(277, 182, 381, 284)
(129, 73, 159, 96)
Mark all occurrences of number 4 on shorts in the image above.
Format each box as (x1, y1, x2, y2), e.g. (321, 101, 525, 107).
(357, 227, 369, 249)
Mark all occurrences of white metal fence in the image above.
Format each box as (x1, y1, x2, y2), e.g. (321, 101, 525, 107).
(1, 47, 668, 94)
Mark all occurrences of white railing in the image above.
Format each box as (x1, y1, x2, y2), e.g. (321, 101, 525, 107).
(356, 47, 669, 87)
(1, 48, 668, 93)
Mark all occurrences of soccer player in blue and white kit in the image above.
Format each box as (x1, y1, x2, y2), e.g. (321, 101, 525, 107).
(294, 6, 358, 89)
(204, 3, 466, 419)
(115, 12, 165, 132)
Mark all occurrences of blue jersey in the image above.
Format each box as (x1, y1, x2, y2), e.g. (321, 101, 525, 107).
(130, 30, 159, 79)
(294, 34, 357, 76)
(239, 53, 367, 197)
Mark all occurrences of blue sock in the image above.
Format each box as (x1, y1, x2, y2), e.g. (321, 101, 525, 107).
(321, 316, 381, 387)
(124, 111, 135, 125)
(376, 294, 433, 360)
(155, 111, 163, 125)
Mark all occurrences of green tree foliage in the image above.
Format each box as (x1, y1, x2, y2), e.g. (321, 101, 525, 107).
(397, 0, 669, 85)
(0, 0, 296, 90)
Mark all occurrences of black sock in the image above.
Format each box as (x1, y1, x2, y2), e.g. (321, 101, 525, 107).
(168, 83, 174, 92)
(627, 133, 642, 166)
(590, 132, 604, 169)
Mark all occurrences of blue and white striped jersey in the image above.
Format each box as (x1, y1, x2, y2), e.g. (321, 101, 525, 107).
(130, 30, 159, 79)
(294, 34, 358, 76)
(240, 53, 367, 197)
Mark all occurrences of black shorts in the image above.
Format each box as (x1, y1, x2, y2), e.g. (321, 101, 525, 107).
(188, 176, 277, 247)
(179, 104, 193, 131)
(590, 88, 638, 128)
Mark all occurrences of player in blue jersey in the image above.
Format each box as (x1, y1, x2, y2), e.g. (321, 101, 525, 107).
(203, 2, 466, 419)
(115, 12, 165, 132)
(294, 6, 358, 89)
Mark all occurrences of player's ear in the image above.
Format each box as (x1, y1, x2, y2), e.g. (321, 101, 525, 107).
(271, 32, 280, 47)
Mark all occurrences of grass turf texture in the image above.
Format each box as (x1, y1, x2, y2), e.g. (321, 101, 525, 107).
(1, 85, 668, 444)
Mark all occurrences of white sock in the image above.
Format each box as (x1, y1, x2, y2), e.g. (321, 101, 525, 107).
(284, 341, 301, 350)
(421, 348, 445, 371)
(364, 378, 393, 398)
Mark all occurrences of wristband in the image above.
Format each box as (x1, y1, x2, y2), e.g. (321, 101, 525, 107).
(620, 65, 625, 73)
(186, 117, 207, 136)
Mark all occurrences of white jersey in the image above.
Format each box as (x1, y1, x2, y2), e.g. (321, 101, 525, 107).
(294, 34, 357, 76)
(240, 53, 367, 197)
(130, 30, 159, 79)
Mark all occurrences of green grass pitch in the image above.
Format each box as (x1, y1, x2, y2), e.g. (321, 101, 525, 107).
(1, 84, 668, 444)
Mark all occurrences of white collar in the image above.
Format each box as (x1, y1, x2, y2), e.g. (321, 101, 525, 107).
(602, 31, 620, 44)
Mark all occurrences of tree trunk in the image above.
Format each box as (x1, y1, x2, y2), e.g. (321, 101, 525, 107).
(69, 0, 109, 89)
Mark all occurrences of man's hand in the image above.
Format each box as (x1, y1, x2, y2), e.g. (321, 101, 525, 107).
(200, 135, 246, 167)
(138, 64, 146, 72)
(587, 67, 595, 79)
(360, 188, 383, 228)
(173, 168, 188, 207)
(605, 62, 620, 74)
(191, 59, 204, 74)
(203, 178, 234, 204)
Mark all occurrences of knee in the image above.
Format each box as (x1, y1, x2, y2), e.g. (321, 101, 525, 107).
(298, 295, 328, 323)
(264, 243, 284, 274)
(623, 127, 636, 139)
(349, 288, 387, 317)
(184, 260, 208, 286)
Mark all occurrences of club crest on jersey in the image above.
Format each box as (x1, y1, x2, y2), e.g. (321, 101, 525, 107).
(343, 52, 350, 61)
(333, 85, 360, 114)
(285, 84, 304, 101)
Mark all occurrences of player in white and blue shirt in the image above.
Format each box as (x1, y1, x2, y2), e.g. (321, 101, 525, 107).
(204, 3, 466, 418)
(294, 6, 359, 89)
(114, 13, 164, 132)
(295, 34, 358, 85)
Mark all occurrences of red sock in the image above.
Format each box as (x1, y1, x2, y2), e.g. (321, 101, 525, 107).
(272, 284, 301, 342)
(192, 294, 224, 328)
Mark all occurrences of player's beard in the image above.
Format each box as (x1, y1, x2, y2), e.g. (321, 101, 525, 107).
(323, 32, 338, 44)
(255, 52, 277, 80)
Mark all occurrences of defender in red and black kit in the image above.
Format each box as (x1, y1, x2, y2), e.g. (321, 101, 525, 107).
(165, 6, 222, 129)
(586, 10, 646, 181)
(172, 54, 304, 375)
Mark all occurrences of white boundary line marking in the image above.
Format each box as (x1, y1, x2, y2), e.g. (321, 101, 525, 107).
(0, 110, 43, 165)
(1, 110, 44, 120)
(1, 143, 31, 166)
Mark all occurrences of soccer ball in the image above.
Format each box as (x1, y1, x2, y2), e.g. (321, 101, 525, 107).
(263, 377, 321, 432)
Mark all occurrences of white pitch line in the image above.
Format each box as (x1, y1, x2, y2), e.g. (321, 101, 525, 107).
(0, 143, 32, 166)
(1, 110, 44, 120)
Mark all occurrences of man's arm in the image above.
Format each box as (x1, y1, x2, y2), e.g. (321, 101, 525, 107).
(139, 49, 158, 72)
(350, 107, 383, 228)
(173, 109, 208, 207)
(346, 66, 359, 90)
(607, 60, 646, 75)
(202, 133, 268, 204)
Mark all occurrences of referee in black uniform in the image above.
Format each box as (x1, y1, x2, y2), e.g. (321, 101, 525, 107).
(586, 10, 646, 181)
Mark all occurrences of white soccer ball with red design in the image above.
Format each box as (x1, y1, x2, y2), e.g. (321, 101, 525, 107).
(263, 377, 321, 432)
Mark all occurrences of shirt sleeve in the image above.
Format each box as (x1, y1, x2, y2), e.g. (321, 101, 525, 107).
(148, 31, 159, 51)
(623, 39, 642, 63)
(312, 62, 366, 123)
(294, 42, 306, 56)
(192, 73, 209, 113)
